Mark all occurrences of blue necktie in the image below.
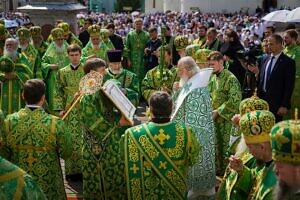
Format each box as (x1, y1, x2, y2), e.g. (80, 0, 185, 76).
(263, 56, 275, 92)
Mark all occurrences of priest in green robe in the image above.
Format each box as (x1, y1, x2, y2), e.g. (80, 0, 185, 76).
(123, 18, 150, 82)
(0, 79, 73, 200)
(54, 44, 85, 180)
(17, 27, 42, 79)
(104, 49, 140, 106)
(172, 56, 216, 200)
(0, 156, 47, 199)
(80, 58, 131, 199)
(0, 39, 32, 116)
(207, 51, 242, 175)
(122, 91, 200, 200)
(41, 28, 70, 114)
(283, 29, 300, 119)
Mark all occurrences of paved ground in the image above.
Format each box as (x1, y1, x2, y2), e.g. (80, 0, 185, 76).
(64, 102, 147, 199)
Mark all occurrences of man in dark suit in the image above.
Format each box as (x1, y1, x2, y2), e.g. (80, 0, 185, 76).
(106, 23, 124, 51)
(249, 34, 296, 122)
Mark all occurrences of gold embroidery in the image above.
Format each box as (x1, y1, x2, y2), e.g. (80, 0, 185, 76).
(130, 178, 142, 199)
(130, 164, 140, 174)
(166, 169, 186, 194)
(168, 125, 184, 158)
(159, 161, 167, 169)
(128, 136, 139, 162)
(154, 129, 170, 145)
(134, 126, 142, 133)
(139, 135, 159, 160)
(24, 151, 37, 168)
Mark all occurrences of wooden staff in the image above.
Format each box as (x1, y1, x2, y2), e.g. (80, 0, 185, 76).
(62, 92, 83, 120)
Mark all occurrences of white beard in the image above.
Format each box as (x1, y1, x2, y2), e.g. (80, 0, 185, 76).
(109, 67, 122, 75)
(179, 76, 189, 88)
(91, 43, 101, 49)
(3, 49, 18, 60)
(54, 43, 66, 53)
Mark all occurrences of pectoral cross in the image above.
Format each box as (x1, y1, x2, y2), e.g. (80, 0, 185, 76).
(130, 164, 139, 174)
(154, 129, 170, 145)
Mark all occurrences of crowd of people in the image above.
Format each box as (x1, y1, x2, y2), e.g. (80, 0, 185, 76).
(0, 9, 299, 200)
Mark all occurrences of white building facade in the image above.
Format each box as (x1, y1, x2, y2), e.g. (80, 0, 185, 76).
(145, 0, 300, 14)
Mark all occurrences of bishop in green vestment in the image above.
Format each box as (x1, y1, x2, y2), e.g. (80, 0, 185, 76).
(53, 44, 85, 177)
(123, 18, 150, 82)
(233, 110, 277, 200)
(82, 24, 114, 62)
(79, 58, 131, 199)
(30, 26, 49, 59)
(0, 79, 73, 200)
(141, 46, 177, 102)
(104, 50, 140, 106)
(271, 119, 300, 200)
(0, 39, 33, 116)
(0, 156, 47, 200)
(207, 51, 242, 175)
(17, 28, 42, 79)
(122, 91, 199, 200)
(172, 57, 216, 200)
(41, 28, 70, 113)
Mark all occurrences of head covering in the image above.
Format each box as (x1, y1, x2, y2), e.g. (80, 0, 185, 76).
(100, 28, 109, 41)
(57, 22, 70, 35)
(51, 28, 64, 40)
(271, 119, 300, 165)
(0, 24, 5, 36)
(0, 56, 15, 72)
(30, 26, 42, 38)
(16, 28, 31, 39)
(185, 44, 201, 59)
(239, 110, 275, 144)
(174, 35, 189, 51)
(195, 49, 212, 64)
(107, 50, 122, 62)
(239, 91, 269, 116)
(88, 24, 101, 37)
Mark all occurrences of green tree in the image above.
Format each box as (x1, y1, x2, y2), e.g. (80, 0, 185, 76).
(114, 0, 141, 12)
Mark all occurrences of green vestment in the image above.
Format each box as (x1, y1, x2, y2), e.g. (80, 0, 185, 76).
(80, 89, 126, 199)
(283, 44, 300, 119)
(104, 68, 140, 106)
(208, 69, 242, 175)
(41, 42, 70, 113)
(0, 53, 33, 116)
(0, 156, 46, 200)
(124, 30, 150, 82)
(54, 63, 85, 175)
(141, 66, 177, 102)
(82, 41, 113, 61)
(20, 44, 42, 79)
(122, 121, 199, 200)
(1, 107, 72, 200)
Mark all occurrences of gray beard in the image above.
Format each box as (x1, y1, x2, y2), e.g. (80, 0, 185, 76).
(91, 43, 101, 49)
(31, 40, 42, 48)
(179, 76, 189, 88)
(54, 43, 66, 53)
(273, 181, 298, 200)
(109, 67, 122, 75)
(3, 49, 18, 60)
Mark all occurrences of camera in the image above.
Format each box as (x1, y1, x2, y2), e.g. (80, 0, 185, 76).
(236, 47, 261, 66)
